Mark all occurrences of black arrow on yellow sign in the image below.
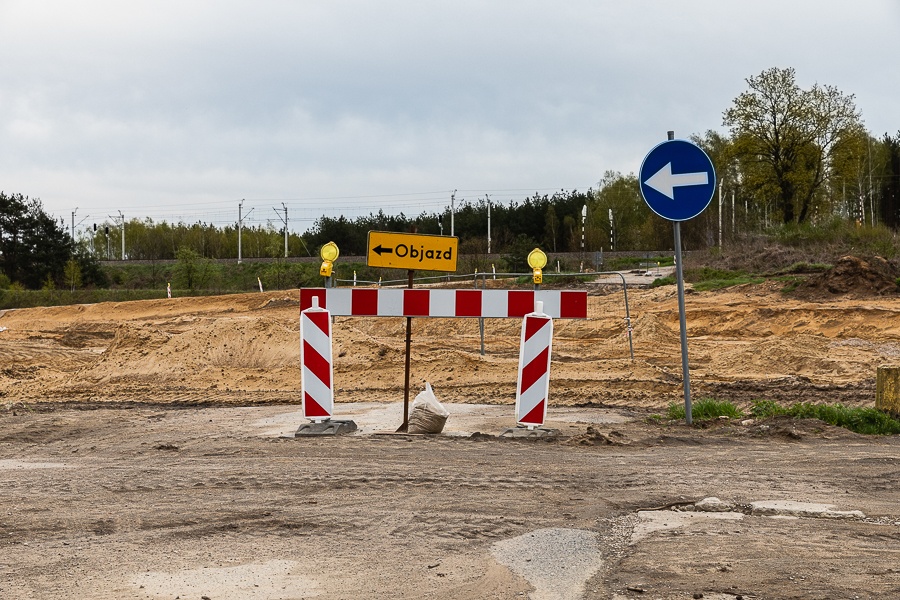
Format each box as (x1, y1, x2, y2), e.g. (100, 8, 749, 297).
(373, 244, 394, 256)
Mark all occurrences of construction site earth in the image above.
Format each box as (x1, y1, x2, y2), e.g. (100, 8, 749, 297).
(2, 255, 900, 599)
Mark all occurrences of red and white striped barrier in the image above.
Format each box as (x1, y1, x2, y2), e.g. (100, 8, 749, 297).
(515, 302, 553, 428)
(299, 288, 587, 319)
(300, 298, 334, 422)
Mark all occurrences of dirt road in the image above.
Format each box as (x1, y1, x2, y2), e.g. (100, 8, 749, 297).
(2, 405, 899, 599)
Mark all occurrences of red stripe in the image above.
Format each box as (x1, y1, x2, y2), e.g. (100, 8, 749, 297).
(519, 347, 550, 394)
(352, 288, 379, 315)
(455, 289, 482, 317)
(299, 288, 326, 311)
(523, 315, 550, 342)
(508, 290, 535, 317)
(304, 392, 330, 417)
(302, 340, 331, 388)
(519, 399, 545, 425)
(404, 289, 430, 316)
(560, 291, 587, 319)
(304, 310, 330, 337)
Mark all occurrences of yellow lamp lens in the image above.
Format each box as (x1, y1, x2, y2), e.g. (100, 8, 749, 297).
(527, 248, 547, 270)
(320, 241, 339, 262)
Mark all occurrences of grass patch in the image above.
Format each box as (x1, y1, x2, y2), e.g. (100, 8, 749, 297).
(650, 276, 675, 288)
(692, 276, 765, 292)
(666, 398, 744, 421)
(774, 275, 804, 293)
(664, 398, 900, 436)
(750, 400, 900, 435)
(680, 266, 765, 291)
(776, 262, 832, 275)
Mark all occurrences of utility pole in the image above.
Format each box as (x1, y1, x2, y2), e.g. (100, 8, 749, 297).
(451, 189, 456, 237)
(283, 203, 288, 258)
(273, 203, 289, 258)
(608, 207, 614, 251)
(718, 179, 723, 247)
(109, 212, 124, 259)
(238, 200, 254, 263)
(71, 210, 88, 251)
(486, 194, 491, 254)
(581, 204, 587, 250)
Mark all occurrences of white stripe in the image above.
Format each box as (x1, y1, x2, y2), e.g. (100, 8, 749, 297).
(535, 291, 560, 317)
(517, 373, 549, 415)
(301, 314, 332, 356)
(481, 290, 508, 317)
(380, 289, 404, 316)
(521, 318, 553, 364)
(430, 289, 455, 317)
(301, 366, 333, 414)
(329, 288, 353, 316)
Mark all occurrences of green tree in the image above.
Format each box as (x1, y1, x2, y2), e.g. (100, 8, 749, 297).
(174, 247, 202, 290)
(591, 171, 648, 251)
(881, 132, 900, 228)
(543, 204, 559, 252)
(0, 193, 73, 288)
(723, 67, 864, 224)
(64, 259, 82, 292)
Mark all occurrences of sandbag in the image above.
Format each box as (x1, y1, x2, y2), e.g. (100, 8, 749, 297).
(407, 382, 450, 434)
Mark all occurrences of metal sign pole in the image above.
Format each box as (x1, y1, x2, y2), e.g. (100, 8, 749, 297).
(673, 220, 693, 424)
(667, 130, 692, 424)
(639, 129, 714, 426)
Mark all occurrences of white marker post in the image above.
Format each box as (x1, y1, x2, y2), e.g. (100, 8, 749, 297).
(515, 301, 553, 429)
(300, 297, 333, 423)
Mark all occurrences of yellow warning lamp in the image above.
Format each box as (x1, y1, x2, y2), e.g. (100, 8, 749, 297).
(527, 247, 548, 285)
(319, 241, 339, 277)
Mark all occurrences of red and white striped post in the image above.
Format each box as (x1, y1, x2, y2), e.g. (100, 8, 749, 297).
(300, 297, 333, 423)
(515, 301, 553, 429)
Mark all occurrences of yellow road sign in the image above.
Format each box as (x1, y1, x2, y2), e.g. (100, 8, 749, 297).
(366, 231, 459, 272)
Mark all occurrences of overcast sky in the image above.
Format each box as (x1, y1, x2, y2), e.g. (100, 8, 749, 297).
(1, 1, 897, 234)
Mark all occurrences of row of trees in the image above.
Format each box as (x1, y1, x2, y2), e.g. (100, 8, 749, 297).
(85, 219, 313, 261)
(2, 67, 899, 289)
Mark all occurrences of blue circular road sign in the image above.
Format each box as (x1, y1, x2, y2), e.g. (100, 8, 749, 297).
(639, 139, 716, 222)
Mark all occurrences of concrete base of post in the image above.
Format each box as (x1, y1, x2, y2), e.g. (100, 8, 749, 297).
(876, 366, 900, 417)
(499, 426, 558, 439)
(287, 419, 358, 437)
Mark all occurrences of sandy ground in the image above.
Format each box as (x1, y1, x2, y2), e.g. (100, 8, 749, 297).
(2, 269, 900, 599)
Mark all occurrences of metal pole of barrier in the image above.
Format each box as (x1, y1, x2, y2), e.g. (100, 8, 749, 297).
(613, 272, 635, 361)
(478, 273, 486, 355)
(399, 268, 414, 432)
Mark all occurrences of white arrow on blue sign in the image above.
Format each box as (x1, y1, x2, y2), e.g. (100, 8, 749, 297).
(639, 139, 716, 222)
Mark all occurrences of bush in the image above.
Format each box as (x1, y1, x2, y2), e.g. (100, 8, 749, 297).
(651, 276, 675, 287)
